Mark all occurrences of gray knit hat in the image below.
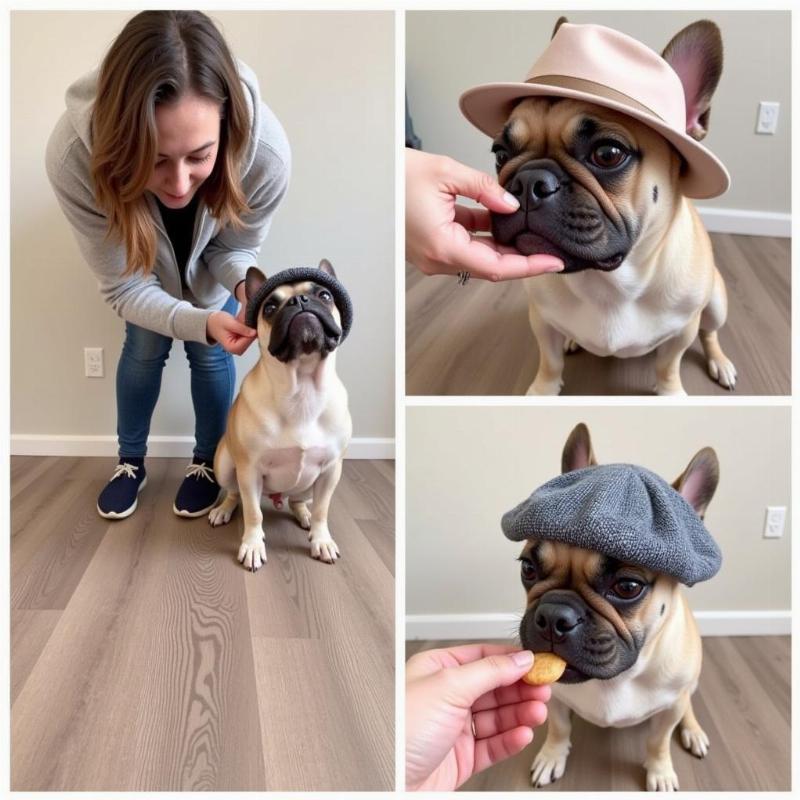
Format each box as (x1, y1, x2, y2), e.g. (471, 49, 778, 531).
(501, 464, 722, 586)
(245, 266, 353, 340)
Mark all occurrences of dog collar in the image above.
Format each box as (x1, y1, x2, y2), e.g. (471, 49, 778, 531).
(245, 266, 353, 341)
(501, 463, 722, 586)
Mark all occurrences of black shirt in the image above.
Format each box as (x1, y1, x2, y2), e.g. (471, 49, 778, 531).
(157, 194, 200, 290)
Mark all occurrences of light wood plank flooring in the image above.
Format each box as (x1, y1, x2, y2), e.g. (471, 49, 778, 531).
(11, 456, 394, 791)
(406, 233, 790, 395)
(406, 636, 790, 791)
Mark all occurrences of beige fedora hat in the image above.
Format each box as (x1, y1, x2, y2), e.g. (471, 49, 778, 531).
(459, 22, 730, 199)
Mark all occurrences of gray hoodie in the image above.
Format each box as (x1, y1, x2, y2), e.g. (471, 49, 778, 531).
(45, 61, 291, 344)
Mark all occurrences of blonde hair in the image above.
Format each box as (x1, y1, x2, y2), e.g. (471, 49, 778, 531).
(91, 11, 251, 275)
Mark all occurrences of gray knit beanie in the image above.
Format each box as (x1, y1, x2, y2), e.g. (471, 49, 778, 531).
(501, 463, 722, 586)
(245, 266, 353, 341)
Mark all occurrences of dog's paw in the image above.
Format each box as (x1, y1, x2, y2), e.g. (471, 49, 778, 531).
(655, 384, 688, 397)
(310, 536, 340, 564)
(680, 725, 709, 758)
(530, 747, 569, 787)
(563, 338, 581, 355)
(645, 760, 679, 792)
(238, 534, 267, 572)
(290, 501, 312, 530)
(707, 356, 737, 390)
(208, 497, 236, 527)
(526, 378, 563, 396)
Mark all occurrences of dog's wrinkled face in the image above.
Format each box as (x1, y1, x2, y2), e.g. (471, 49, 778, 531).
(490, 99, 680, 273)
(515, 421, 718, 683)
(259, 280, 343, 362)
(517, 540, 674, 683)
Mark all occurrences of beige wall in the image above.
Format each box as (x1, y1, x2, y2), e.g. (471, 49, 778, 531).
(407, 406, 791, 615)
(11, 11, 394, 441)
(407, 10, 791, 213)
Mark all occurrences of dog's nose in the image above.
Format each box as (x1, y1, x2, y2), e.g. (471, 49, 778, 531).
(508, 168, 562, 209)
(534, 602, 582, 642)
(287, 295, 310, 306)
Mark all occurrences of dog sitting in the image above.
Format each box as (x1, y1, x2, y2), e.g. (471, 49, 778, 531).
(502, 423, 722, 791)
(460, 19, 735, 395)
(208, 259, 352, 571)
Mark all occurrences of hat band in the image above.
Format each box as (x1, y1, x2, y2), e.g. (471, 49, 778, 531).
(526, 74, 665, 123)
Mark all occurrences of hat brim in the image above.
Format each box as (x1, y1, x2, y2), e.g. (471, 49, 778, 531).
(459, 82, 730, 199)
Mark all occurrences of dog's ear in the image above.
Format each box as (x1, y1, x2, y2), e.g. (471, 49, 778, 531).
(661, 20, 723, 141)
(672, 447, 719, 519)
(551, 16, 568, 39)
(561, 422, 597, 473)
(245, 266, 268, 303)
(318, 258, 336, 277)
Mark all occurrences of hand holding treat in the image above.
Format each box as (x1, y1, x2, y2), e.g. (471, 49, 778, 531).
(406, 644, 550, 791)
(523, 653, 568, 685)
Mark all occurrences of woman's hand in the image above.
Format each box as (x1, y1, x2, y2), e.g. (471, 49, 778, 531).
(406, 149, 564, 281)
(207, 310, 256, 355)
(234, 279, 248, 326)
(406, 644, 550, 791)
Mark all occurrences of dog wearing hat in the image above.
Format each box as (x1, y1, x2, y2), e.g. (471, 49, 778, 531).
(460, 18, 736, 395)
(503, 423, 722, 790)
(208, 259, 353, 571)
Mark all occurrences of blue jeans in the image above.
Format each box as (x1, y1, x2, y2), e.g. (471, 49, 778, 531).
(116, 295, 237, 461)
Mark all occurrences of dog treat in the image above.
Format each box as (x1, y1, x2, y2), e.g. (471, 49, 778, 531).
(523, 652, 567, 685)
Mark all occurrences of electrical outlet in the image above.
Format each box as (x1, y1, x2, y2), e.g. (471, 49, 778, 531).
(756, 101, 780, 134)
(84, 347, 104, 378)
(763, 506, 786, 539)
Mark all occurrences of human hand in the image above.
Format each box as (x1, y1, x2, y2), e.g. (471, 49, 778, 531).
(406, 149, 564, 282)
(207, 310, 257, 355)
(406, 643, 550, 791)
(234, 279, 248, 326)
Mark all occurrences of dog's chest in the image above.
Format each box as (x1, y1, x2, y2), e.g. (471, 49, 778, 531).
(258, 424, 342, 496)
(531, 268, 699, 357)
(553, 670, 686, 728)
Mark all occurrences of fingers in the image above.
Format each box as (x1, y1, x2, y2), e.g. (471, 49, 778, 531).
(406, 643, 526, 681)
(454, 204, 492, 233)
(472, 726, 535, 775)
(223, 315, 257, 337)
(439, 157, 520, 214)
(443, 651, 534, 708)
(472, 699, 549, 739)
(472, 680, 551, 712)
(447, 235, 564, 281)
(224, 337, 255, 356)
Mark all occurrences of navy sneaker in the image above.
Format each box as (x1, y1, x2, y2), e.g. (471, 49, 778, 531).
(97, 458, 147, 519)
(173, 458, 222, 517)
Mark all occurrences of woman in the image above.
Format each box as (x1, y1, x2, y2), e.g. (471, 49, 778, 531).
(46, 11, 290, 519)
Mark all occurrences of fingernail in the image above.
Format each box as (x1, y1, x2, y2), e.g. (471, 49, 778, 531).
(511, 650, 534, 668)
(547, 262, 565, 272)
(503, 191, 520, 209)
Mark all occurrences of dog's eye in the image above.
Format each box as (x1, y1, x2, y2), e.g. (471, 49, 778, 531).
(610, 579, 644, 600)
(318, 290, 333, 302)
(519, 558, 537, 582)
(493, 147, 510, 170)
(263, 302, 277, 317)
(590, 142, 628, 169)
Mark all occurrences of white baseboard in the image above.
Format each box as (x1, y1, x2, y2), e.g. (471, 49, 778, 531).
(10, 434, 394, 460)
(406, 610, 791, 640)
(697, 207, 790, 237)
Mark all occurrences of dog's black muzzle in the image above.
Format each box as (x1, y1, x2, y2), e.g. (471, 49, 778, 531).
(519, 589, 640, 683)
(268, 296, 342, 363)
(491, 158, 632, 273)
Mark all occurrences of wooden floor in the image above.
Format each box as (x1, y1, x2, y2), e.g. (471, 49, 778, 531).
(11, 456, 395, 791)
(406, 233, 791, 395)
(406, 637, 791, 791)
